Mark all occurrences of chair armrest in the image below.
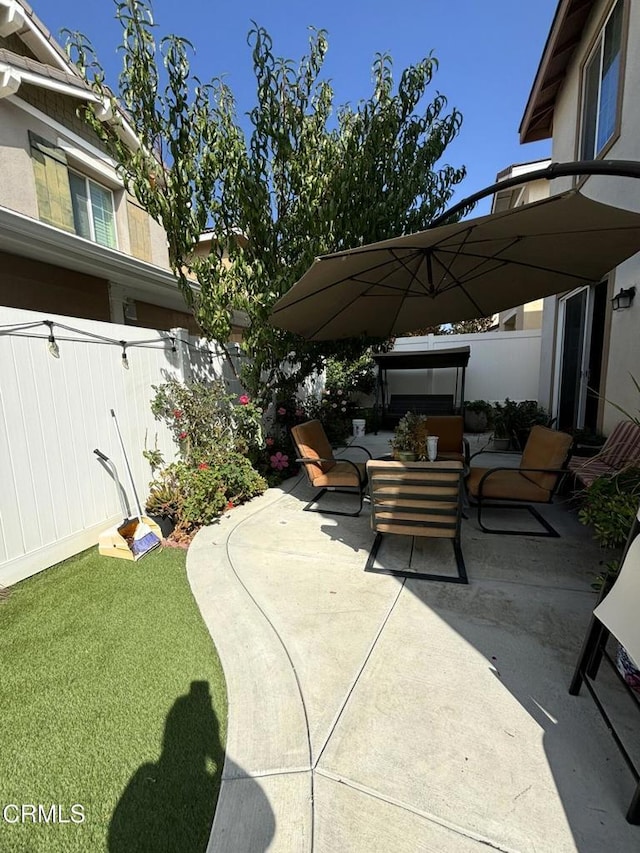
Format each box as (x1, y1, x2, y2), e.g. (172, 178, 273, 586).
(295, 456, 365, 486)
(336, 444, 373, 459)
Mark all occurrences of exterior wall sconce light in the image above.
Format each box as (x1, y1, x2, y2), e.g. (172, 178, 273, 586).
(611, 286, 636, 311)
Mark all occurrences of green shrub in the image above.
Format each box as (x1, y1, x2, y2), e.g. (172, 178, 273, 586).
(146, 454, 267, 531)
(491, 399, 549, 446)
(145, 380, 267, 535)
(578, 468, 640, 549)
(307, 389, 356, 446)
(325, 352, 377, 398)
(150, 377, 263, 463)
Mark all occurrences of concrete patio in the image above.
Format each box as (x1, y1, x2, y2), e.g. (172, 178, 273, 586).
(187, 431, 639, 852)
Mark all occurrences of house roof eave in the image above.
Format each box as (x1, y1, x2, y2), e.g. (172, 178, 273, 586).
(519, 0, 596, 144)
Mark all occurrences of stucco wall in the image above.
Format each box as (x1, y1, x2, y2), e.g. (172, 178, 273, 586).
(539, 0, 640, 432)
(0, 99, 40, 217)
(0, 96, 170, 271)
(147, 211, 170, 270)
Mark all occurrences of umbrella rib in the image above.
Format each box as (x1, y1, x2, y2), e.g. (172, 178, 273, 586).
(270, 251, 423, 314)
(430, 252, 489, 317)
(434, 237, 522, 286)
(389, 248, 433, 295)
(298, 255, 422, 338)
(436, 248, 602, 284)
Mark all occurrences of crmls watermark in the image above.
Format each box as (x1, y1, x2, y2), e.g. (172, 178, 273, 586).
(2, 804, 85, 825)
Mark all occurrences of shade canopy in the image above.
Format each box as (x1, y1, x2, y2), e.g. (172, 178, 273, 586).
(270, 190, 640, 340)
(373, 346, 470, 371)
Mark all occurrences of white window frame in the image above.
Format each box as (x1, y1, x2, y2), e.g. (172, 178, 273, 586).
(579, 0, 623, 160)
(69, 170, 118, 249)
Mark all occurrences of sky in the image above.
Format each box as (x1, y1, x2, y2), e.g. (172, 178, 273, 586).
(35, 0, 559, 215)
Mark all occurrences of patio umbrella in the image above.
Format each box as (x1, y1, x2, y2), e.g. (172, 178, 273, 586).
(269, 190, 640, 340)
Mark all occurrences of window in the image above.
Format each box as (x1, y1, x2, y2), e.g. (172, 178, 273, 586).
(580, 0, 623, 159)
(69, 172, 117, 249)
(29, 132, 117, 248)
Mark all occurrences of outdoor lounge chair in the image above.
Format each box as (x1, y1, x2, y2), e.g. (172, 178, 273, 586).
(291, 419, 372, 516)
(365, 460, 467, 583)
(568, 420, 640, 489)
(466, 425, 573, 537)
(425, 415, 470, 466)
(570, 518, 640, 824)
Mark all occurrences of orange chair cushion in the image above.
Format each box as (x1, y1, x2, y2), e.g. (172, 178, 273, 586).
(291, 420, 336, 483)
(312, 460, 367, 488)
(436, 451, 465, 464)
(520, 425, 573, 492)
(466, 468, 550, 502)
(426, 416, 464, 454)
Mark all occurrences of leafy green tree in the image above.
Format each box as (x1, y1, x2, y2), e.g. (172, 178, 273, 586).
(66, 0, 467, 400)
(403, 317, 496, 337)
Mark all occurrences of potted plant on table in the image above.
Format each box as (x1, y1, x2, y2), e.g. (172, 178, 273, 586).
(391, 412, 430, 461)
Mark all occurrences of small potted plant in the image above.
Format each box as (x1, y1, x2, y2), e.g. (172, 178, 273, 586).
(145, 470, 182, 538)
(491, 402, 512, 451)
(391, 412, 430, 461)
(511, 400, 550, 450)
(464, 400, 493, 433)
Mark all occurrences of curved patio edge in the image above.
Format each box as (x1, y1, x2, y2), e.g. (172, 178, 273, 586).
(187, 481, 313, 853)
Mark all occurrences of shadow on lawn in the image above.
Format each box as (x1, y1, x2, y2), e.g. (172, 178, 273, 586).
(108, 680, 272, 852)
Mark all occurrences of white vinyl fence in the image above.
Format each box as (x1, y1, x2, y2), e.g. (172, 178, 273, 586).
(0, 306, 245, 587)
(390, 330, 543, 403)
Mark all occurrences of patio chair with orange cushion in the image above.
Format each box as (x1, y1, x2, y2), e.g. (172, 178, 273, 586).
(466, 425, 573, 537)
(291, 419, 372, 516)
(425, 415, 470, 466)
(365, 460, 467, 583)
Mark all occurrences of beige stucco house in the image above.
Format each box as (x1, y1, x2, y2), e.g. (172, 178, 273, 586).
(493, 159, 551, 333)
(0, 0, 203, 333)
(518, 0, 639, 434)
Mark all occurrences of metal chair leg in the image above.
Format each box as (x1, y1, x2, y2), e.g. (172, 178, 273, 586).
(474, 497, 560, 537)
(365, 532, 468, 584)
(303, 486, 365, 517)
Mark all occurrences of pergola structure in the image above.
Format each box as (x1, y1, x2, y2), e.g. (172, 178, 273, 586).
(373, 345, 470, 430)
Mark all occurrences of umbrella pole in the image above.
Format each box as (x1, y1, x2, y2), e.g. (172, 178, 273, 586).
(429, 159, 640, 228)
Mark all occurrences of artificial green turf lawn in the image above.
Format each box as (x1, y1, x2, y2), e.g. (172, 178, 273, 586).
(0, 546, 227, 853)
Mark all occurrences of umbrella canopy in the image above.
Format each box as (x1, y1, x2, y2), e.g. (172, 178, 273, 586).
(270, 190, 640, 340)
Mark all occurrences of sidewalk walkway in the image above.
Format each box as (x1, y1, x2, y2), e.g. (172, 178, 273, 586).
(187, 433, 639, 852)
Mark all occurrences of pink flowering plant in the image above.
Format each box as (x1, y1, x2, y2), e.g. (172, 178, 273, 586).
(307, 385, 357, 446)
(150, 377, 263, 464)
(255, 396, 309, 485)
(145, 378, 267, 538)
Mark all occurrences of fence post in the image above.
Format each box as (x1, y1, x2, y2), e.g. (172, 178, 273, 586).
(171, 328, 192, 383)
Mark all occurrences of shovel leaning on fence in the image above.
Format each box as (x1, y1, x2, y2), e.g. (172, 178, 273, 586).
(94, 411, 161, 561)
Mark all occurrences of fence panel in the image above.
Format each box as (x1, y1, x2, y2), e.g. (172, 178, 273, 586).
(0, 306, 234, 587)
(390, 330, 542, 403)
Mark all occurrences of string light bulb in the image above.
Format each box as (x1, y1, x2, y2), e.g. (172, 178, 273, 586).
(120, 341, 129, 369)
(45, 321, 59, 358)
